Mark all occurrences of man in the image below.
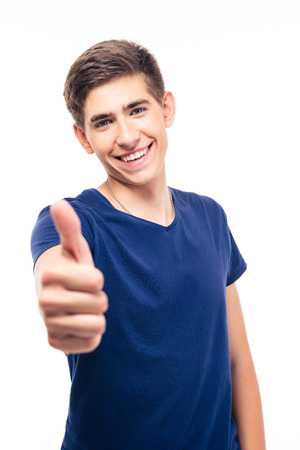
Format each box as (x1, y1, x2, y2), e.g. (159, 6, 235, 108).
(31, 40, 265, 449)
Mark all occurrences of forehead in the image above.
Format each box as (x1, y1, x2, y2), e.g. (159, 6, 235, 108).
(84, 74, 154, 116)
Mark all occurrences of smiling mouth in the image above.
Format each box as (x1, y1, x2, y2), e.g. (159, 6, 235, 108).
(118, 144, 152, 163)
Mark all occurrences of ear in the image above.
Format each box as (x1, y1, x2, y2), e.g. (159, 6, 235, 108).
(162, 91, 176, 128)
(73, 124, 94, 155)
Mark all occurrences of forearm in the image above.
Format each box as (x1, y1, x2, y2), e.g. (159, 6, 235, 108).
(231, 360, 266, 449)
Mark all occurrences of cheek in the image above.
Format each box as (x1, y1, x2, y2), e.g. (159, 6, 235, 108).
(91, 136, 111, 158)
(144, 115, 167, 141)
(153, 122, 168, 150)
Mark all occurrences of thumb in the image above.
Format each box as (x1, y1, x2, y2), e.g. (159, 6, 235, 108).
(50, 199, 94, 266)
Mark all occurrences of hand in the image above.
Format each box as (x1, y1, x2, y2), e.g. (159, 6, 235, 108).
(36, 200, 108, 354)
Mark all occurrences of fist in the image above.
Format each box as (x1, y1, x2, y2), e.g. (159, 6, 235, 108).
(36, 200, 108, 354)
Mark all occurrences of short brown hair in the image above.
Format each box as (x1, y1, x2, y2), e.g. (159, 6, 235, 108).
(63, 40, 165, 130)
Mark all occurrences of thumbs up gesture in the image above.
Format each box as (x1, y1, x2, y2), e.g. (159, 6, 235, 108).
(35, 200, 108, 354)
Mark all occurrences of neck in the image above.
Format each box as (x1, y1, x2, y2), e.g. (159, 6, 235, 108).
(98, 174, 175, 227)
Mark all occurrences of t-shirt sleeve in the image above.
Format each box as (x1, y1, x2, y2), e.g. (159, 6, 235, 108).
(226, 227, 247, 286)
(217, 204, 247, 286)
(30, 201, 95, 268)
(30, 206, 60, 267)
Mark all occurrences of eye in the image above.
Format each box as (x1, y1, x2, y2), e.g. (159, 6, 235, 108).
(95, 119, 112, 128)
(131, 107, 145, 115)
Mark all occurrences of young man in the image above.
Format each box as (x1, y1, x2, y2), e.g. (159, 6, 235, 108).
(31, 40, 265, 449)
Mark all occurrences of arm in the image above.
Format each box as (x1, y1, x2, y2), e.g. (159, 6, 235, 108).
(34, 200, 108, 354)
(226, 283, 266, 449)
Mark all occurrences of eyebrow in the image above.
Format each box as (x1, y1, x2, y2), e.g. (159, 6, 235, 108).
(125, 99, 151, 111)
(89, 99, 151, 126)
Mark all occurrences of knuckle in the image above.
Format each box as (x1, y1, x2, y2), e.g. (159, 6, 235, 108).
(41, 266, 60, 286)
(44, 316, 51, 328)
(38, 288, 60, 312)
(99, 314, 107, 334)
(48, 333, 103, 354)
(90, 268, 104, 292)
(101, 292, 109, 312)
(47, 333, 61, 350)
(44, 316, 57, 333)
(41, 261, 71, 287)
(40, 268, 51, 286)
(91, 315, 106, 336)
(38, 290, 53, 310)
(95, 289, 108, 306)
(84, 336, 102, 353)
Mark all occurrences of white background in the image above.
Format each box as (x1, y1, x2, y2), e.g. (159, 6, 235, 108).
(1, 1, 299, 448)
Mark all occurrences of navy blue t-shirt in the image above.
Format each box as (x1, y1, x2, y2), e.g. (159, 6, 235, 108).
(31, 188, 247, 449)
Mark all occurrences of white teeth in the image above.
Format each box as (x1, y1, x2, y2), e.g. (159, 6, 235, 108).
(121, 147, 149, 162)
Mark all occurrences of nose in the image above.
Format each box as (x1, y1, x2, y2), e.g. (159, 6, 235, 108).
(116, 118, 140, 150)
